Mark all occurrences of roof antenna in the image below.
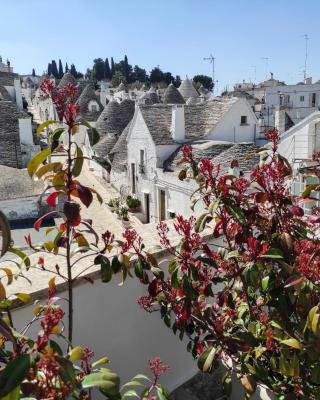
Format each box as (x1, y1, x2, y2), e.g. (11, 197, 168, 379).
(203, 54, 215, 95)
(261, 57, 269, 80)
(303, 34, 309, 80)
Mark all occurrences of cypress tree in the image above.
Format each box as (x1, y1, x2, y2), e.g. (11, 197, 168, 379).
(58, 59, 63, 78)
(70, 64, 77, 78)
(47, 63, 52, 76)
(111, 57, 115, 77)
(32, 68, 36, 77)
(105, 58, 111, 80)
(51, 60, 59, 78)
(65, 62, 69, 72)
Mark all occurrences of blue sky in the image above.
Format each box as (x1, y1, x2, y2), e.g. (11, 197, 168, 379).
(1, 0, 320, 92)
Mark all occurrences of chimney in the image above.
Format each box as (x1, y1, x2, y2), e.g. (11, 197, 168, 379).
(304, 77, 312, 85)
(274, 107, 286, 134)
(270, 72, 274, 80)
(171, 104, 185, 141)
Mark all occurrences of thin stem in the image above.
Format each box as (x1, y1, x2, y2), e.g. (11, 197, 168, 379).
(66, 125, 73, 345)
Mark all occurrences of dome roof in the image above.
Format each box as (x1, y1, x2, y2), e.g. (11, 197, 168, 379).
(163, 83, 185, 104)
(178, 78, 199, 100)
(198, 84, 209, 96)
(116, 81, 126, 92)
(186, 96, 201, 105)
(95, 98, 135, 138)
(139, 87, 159, 104)
(77, 83, 103, 121)
(58, 72, 76, 89)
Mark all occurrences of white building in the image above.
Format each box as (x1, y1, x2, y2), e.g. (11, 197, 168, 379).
(108, 93, 258, 223)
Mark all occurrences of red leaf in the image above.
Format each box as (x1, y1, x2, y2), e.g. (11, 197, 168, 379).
(47, 192, 60, 207)
(284, 275, 303, 288)
(76, 184, 93, 208)
(287, 205, 304, 217)
(33, 211, 57, 232)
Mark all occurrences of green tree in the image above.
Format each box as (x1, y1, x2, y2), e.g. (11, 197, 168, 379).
(32, 68, 36, 77)
(51, 60, 59, 78)
(92, 58, 105, 82)
(111, 70, 124, 87)
(193, 74, 213, 91)
(70, 63, 77, 78)
(65, 62, 69, 72)
(150, 67, 164, 83)
(111, 57, 115, 76)
(163, 72, 173, 85)
(58, 59, 63, 79)
(47, 63, 52, 76)
(133, 65, 148, 82)
(105, 57, 111, 80)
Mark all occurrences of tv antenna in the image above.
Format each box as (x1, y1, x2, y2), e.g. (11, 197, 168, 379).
(203, 54, 215, 95)
(250, 65, 257, 83)
(303, 34, 309, 80)
(261, 57, 269, 80)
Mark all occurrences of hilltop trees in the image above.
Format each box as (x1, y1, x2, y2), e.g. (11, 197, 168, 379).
(193, 74, 214, 91)
(58, 59, 64, 78)
(105, 57, 111, 80)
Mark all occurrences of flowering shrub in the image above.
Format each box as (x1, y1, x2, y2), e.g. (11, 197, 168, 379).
(0, 80, 168, 399)
(120, 129, 320, 399)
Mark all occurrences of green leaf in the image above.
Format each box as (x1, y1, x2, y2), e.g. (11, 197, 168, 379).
(35, 162, 62, 179)
(261, 276, 269, 292)
(261, 248, 283, 259)
(226, 203, 246, 224)
(156, 385, 170, 400)
(0, 210, 11, 257)
(301, 184, 319, 198)
(1, 386, 20, 400)
(49, 339, 63, 356)
(8, 248, 30, 267)
(197, 347, 216, 372)
(208, 198, 220, 216)
(195, 213, 209, 233)
(50, 128, 65, 152)
(168, 259, 177, 274)
(226, 250, 240, 260)
(15, 293, 31, 303)
(122, 390, 139, 398)
(27, 147, 52, 177)
(0, 354, 30, 396)
(101, 257, 112, 283)
(92, 357, 109, 368)
(121, 380, 145, 389)
(280, 338, 302, 350)
(36, 120, 58, 137)
(311, 364, 320, 384)
(82, 370, 120, 395)
(72, 145, 83, 178)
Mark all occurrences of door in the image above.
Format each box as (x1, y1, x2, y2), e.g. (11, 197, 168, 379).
(159, 190, 166, 221)
(131, 163, 136, 194)
(144, 193, 150, 224)
(311, 93, 316, 107)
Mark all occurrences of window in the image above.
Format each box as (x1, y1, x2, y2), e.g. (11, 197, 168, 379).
(91, 104, 97, 112)
(311, 93, 317, 107)
(300, 95, 305, 102)
(139, 150, 145, 174)
(240, 115, 247, 125)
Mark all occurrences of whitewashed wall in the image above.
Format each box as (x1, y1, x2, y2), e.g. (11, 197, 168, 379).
(18, 117, 33, 145)
(12, 269, 198, 398)
(0, 196, 39, 220)
(207, 99, 257, 143)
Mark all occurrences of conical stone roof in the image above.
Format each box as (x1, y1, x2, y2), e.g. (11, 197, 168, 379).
(95, 98, 135, 138)
(139, 86, 159, 104)
(117, 82, 126, 92)
(77, 83, 103, 121)
(178, 78, 199, 100)
(163, 83, 185, 104)
(58, 72, 76, 89)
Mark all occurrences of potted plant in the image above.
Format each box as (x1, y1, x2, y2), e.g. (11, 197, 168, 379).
(120, 206, 130, 228)
(107, 198, 115, 211)
(126, 195, 141, 212)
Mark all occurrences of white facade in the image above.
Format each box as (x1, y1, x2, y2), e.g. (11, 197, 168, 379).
(121, 99, 258, 223)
